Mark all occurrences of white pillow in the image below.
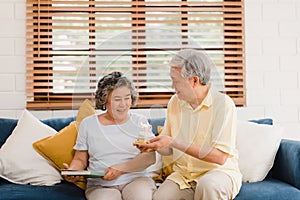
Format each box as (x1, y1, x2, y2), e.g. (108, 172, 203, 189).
(0, 109, 62, 186)
(236, 120, 283, 182)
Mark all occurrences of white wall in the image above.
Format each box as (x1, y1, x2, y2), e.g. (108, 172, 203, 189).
(243, 0, 300, 140)
(0, 0, 300, 140)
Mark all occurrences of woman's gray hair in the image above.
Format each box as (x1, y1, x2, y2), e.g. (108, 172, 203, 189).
(169, 49, 213, 85)
(95, 71, 138, 110)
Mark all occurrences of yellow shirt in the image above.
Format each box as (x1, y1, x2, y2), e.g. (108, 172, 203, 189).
(161, 87, 242, 199)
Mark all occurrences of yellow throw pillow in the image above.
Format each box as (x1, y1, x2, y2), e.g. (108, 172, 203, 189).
(33, 121, 77, 170)
(76, 99, 96, 127)
(33, 99, 96, 190)
(152, 126, 174, 183)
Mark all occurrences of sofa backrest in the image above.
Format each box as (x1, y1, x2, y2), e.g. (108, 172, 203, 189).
(0, 116, 165, 148)
(42, 117, 75, 131)
(0, 117, 75, 148)
(0, 118, 18, 148)
(148, 117, 166, 135)
(0, 116, 272, 150)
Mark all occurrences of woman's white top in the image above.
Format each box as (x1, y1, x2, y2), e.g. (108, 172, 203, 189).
(74, 112, 153, 187)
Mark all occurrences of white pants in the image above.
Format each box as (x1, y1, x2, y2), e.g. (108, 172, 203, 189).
(153, 171, 233, 200)
(85, 177, 157, 200)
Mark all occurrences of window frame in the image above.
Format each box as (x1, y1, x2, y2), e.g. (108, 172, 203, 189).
(26, 0, 245, 110)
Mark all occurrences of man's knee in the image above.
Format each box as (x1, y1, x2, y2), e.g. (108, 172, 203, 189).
(153, 189, 162, 200)
(153, 180, 178, 200)
(153, 189, 176, 200)
(154, 180, 194, 200)
(197, 176, 220, 191)
(195, 172, 232, 200)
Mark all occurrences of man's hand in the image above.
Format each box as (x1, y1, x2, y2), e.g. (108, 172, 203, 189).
(134, 135, 173, 153)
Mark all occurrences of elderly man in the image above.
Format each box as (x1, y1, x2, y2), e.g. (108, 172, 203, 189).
(136, 49, 242, 200)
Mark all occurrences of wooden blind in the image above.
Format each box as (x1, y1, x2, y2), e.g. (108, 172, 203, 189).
(26, 0, 245, 110)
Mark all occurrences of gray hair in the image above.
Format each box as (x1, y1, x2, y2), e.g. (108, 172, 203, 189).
(95, 71, 138, 110)
(169, 49, 213, 85)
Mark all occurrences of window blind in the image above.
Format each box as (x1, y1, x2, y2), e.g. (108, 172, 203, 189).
(26, 0, 245, 110)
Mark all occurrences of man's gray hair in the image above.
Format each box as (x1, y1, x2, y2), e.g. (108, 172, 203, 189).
(169, 49, 213, 85)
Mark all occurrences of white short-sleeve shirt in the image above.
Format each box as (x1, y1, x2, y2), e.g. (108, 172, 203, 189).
(74, 112, 153, 187)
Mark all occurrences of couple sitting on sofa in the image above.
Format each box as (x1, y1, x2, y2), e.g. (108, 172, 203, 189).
(64, 49, 242, 200)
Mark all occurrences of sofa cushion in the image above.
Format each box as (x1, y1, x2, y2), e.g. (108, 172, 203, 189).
(236, 120, 283, 182)
(234, 178, 300, 200)
(0, 110, 62, 186)
(0, 180, 86, 200)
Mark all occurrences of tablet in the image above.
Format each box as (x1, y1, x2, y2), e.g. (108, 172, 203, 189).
(61, 170, 105, 178)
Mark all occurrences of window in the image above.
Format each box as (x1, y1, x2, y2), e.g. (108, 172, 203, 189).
(26, 0, 245, 110)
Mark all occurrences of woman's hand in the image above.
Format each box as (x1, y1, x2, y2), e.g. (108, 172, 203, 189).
(102, 165, 123, 181)
(62, 163, 83, 183)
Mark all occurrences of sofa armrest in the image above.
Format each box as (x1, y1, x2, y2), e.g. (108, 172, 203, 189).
(270, 139, 300, 190)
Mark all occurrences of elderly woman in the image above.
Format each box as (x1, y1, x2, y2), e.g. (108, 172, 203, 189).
(64, 71, 157, 200)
